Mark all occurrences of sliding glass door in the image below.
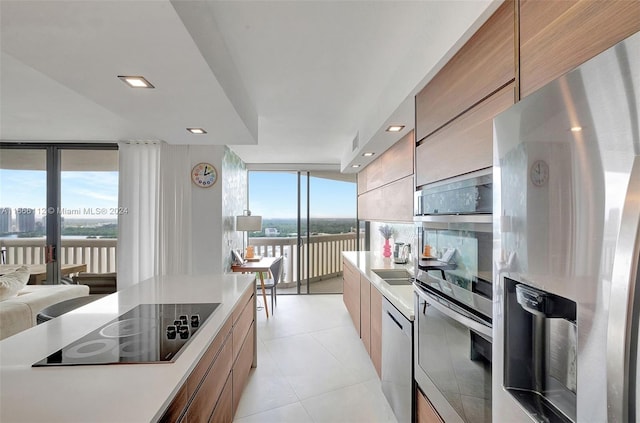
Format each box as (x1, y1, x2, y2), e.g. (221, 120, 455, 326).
(0, 144, 118, 284)
(248, 170, 356, 294)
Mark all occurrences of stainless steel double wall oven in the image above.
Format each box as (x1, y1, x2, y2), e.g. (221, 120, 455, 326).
(413, 170, 493, 423)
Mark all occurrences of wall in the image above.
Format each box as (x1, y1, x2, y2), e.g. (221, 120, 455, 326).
(189, 145, 247, 275)
(221, 147, 247, 272)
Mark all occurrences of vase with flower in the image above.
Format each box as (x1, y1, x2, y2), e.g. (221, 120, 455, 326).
(378, 224, 395, 258)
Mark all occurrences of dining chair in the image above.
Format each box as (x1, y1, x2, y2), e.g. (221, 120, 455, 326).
(258, 256, 283, 314)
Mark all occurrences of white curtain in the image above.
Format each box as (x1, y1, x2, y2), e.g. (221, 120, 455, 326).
(117, 142, 193, 289)
(157, 143, 192, 276)
(117, 142, 161, 289)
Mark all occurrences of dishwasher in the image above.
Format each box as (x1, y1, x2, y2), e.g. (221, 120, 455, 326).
(382, 298, 413, 423)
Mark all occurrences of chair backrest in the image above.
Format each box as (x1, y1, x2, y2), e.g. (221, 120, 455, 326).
(269, 257, 284, 285)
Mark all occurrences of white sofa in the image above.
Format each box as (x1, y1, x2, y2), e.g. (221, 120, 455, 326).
(0, 284, 90, 340)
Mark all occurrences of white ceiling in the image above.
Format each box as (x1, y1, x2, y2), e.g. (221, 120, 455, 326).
(0, 0, 500, 173)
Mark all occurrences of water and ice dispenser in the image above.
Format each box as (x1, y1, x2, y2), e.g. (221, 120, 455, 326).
(504, 277, 577, 423)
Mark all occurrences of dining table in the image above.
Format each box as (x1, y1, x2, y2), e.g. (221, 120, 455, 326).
(0, 263, 87, 285)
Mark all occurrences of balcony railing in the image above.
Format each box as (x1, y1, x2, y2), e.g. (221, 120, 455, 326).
(1, 232, 362, 284)
(250, 233, 362, 285)
(1, 238, 117, 273)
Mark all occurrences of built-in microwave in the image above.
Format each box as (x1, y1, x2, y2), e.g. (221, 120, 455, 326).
(414, 169, 492, 217)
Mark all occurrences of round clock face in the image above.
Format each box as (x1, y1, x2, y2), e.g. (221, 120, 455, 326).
(191, 162, 217, 188)
(530, 159, 549, 187)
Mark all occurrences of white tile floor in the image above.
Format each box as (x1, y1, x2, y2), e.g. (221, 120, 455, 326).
(234, 295, 398, 423)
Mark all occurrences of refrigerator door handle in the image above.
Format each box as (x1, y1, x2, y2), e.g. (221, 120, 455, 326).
(607, 157, 640, 423)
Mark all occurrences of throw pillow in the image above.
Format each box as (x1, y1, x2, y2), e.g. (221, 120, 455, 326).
(0, 266, 30, 301)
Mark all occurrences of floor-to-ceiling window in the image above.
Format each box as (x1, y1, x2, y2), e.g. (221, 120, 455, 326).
(0, 144, 118, 284)
(248, 170, 357, 294)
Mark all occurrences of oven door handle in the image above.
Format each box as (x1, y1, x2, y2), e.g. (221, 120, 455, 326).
(415, 288, 492, 339)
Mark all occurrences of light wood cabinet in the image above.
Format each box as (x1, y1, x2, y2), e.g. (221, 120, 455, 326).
(159, 288, 256, 423)
(416, 388, 444, 423)
(343, 259, 361, 334)
(520, 0, 640, 98)
(233, 322, 256, 414)
(415, 83, 514, 186)
(358, 131, 414, 195)
(360, 276, 371, 354)
(358, 175, 414, 222)
(415, 1, 515, 142)
(343, 259, 383, 379)
(370, 285, 382, 378)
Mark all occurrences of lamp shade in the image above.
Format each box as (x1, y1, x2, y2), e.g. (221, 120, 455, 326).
(236, 215, 262, 232)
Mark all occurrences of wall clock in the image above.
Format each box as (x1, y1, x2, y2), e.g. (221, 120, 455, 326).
(191, 162, 217, 188)
(530, 159, 549, 187)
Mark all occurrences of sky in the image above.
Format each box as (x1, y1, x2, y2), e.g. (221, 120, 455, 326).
(249, 172, 356, 219)
(0, 169, 356, 220)
(0, 169, 119, 219)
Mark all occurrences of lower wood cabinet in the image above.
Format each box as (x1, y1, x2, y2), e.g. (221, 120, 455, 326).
(342, 258, 383, 379)
(416, 387, 444, 423)
(370, 286, 382, 378)
(343, 259, 361, 335)
(360, 276, 371, 354)
(159, 288, 256, 423)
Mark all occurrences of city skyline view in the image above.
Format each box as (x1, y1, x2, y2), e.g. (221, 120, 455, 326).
(1, 169, 357, 235)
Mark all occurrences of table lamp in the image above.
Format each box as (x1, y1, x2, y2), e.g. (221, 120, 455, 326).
(236, 210, 262, 258)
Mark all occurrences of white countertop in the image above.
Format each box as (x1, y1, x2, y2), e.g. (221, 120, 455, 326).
(0, 273, 255, 423)
(342, 251, 416, 320)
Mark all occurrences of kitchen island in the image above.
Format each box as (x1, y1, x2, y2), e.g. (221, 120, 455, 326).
(0, 272, 256, 423)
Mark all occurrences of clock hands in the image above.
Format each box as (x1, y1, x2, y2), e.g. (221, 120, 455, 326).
(203, 166, 211, 176)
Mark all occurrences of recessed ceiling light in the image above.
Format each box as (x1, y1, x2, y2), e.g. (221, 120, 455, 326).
(362, 152, 375, 157)
(351, 164, 361, 168)
(570, 126, 582, 132)
(386, 125, 405, 132)
(187, 128, 207, 134)
(118, 75, 155, 88)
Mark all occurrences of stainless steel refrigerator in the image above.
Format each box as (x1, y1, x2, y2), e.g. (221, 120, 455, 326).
(493, 30, 640, 422)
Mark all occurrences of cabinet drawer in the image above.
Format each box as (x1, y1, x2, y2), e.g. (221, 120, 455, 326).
(186, 338, 233, 423)
(415, 0, 514, 141)
(187, 316, 232, 397)
(233, 321, 256, 414)
(416, 83, 514, 186)
(209, 372, 233, 423)
(233, 293, 255, 364)
(158, 382, 188, 423)
(233, 286, 254, 324)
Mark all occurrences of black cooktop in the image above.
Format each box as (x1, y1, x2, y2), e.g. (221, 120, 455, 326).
(33, 303, 220, 367)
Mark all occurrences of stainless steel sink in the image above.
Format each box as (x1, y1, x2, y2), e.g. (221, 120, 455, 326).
(371, 269, 413, 285)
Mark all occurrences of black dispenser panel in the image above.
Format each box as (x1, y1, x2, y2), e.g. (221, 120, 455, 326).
(504, 278, 577, 423)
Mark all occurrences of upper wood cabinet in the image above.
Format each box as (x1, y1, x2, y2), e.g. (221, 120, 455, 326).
(358, 175, 414, 222)
(415, 1, 515, 142)
(358, 130, 414, 195)
(520, 0, 640, 97)
(416, 83, 514, 187)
